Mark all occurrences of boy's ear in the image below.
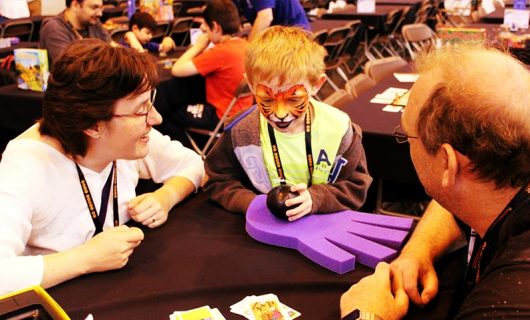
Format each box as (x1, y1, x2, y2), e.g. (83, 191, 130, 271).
(310, 74, 327, 95)
(212, 21, 222, 34)
(131, 25, 140, 32)
(244, 73, 256, 95)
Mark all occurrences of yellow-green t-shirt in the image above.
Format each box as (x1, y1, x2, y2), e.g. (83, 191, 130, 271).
(260, 100, 350, 187)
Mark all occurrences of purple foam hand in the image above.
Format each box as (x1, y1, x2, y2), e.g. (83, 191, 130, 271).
(245, 195, 414, 274)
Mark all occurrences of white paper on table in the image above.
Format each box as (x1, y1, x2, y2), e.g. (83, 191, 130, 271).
(382, 105, 404, 112)
(445, 0, 472, 15)
(393, 72, 419, 82)
(386, 87, 409, 94)
(357, 0, 375, 13)
(481, 0, 496, 15)
(503, 9, 530, 30)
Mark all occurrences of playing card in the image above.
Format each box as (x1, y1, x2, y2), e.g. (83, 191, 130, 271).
(279, 302, 300, 319)
(249, 294, 291, 320)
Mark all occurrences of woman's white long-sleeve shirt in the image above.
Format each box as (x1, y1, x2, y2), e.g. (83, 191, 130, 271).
(0, 128, 204, 294)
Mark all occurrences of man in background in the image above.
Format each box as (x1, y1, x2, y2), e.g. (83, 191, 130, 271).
(236, 0, 311, 40)
(40, 0, 111, 64)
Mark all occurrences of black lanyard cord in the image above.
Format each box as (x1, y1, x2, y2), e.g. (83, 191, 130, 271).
(75, 161, 119, 236)
(266, 108, 314, 187)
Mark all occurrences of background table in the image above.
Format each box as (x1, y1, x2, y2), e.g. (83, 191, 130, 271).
(340, 71, 417, 184)
(321, 5, 409, 31)
(47, 191, 466, 320)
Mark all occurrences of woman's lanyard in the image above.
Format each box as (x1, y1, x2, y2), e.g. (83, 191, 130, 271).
(75, 161, 119, 236)
(266, 109, 314, 187)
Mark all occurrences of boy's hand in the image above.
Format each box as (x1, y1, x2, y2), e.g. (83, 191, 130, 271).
(159, 36, 175, 53)
(285, 183, 313, 221)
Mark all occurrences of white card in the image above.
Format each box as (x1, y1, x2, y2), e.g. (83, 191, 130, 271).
(382, 105, 404, 112)
(357, 0, 375, 13)
(504, 9, 530, 30)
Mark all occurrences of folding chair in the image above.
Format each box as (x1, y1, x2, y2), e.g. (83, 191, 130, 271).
(311, 29, 328, 45)
(401, 23, 437, 60)
(184, 81, 252, 159)
(323, 26, 351, 67)
(169, 17, 194, 47)
(151, 21, 171, 43)
(345, 73, 377, 98)
(364, 56, 408, 83)
(110, 27, 128, 43)
(1, 18, 34, 42)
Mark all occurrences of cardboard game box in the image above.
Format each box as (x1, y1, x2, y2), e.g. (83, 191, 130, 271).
(13, 48, 49, 92)
(0, 286, 70, 319)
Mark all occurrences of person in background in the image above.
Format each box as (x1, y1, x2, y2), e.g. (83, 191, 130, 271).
(340, 44, 530, 319)
(0, 39, 205, 295)
(0, 0, 30, 22)
(168, 0, 252, 136)
(205, 26, 371, 219)
(39, 0, 112, 64)
(236, 0, 311, 40)
(123, 11, 175, 54)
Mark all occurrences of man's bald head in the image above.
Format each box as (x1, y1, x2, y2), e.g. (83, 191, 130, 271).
(410, 44, 530, 188)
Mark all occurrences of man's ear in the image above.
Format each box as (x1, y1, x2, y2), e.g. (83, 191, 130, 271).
(311, 74, 327, 95)
(441, 143, 459, 188)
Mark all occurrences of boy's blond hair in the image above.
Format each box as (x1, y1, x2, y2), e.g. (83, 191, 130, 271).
(245, 26, 327, 88)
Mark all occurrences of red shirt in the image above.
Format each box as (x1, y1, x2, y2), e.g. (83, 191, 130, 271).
(193, 37, 253, 119)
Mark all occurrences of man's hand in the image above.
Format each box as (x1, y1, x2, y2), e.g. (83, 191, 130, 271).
(341, 262, 409, 320)
(80, 225, 144, 273)
(390, 252, 439, 306)
(285, 183, 312, 221)
(128, 192, 170, 228)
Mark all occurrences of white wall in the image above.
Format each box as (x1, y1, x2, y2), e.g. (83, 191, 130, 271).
(41, 0, 65, 15)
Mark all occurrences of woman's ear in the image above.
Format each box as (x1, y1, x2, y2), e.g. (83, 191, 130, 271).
(83, 123, 103, 139)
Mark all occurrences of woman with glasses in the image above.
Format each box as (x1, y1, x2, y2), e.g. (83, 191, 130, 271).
(0, 39, 205, 295)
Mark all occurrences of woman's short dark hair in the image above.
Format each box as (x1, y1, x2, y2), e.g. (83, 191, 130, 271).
(204, 0, 241, 35)
(39, 38, 159, 156)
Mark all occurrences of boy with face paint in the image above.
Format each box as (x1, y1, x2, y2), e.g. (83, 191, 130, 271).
(204, 26, 372, 220)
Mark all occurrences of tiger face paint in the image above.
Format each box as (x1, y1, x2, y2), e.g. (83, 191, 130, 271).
(255, 83, 310, 132)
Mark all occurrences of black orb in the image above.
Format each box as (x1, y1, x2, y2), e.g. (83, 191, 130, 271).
(266, 185, 300, 220)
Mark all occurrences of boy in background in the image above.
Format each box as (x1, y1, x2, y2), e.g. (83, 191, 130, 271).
(124, 11, 175, 54)
(169, 0, 252, 134)
(205, 26, 372, 220)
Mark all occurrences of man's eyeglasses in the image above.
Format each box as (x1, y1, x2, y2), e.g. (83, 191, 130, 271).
(393, 124, 419, 144)
(112, 89, 157, 124)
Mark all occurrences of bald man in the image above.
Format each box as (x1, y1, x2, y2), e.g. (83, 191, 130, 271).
(340, 44, 530, 319)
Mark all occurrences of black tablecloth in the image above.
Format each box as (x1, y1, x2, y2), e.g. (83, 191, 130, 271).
(340, 70, 419, 183)
(46, 191, 466, 320)
(321, 5, 408, 31)
(311, 19, 354, 32)
(0, 41, 39, 59)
